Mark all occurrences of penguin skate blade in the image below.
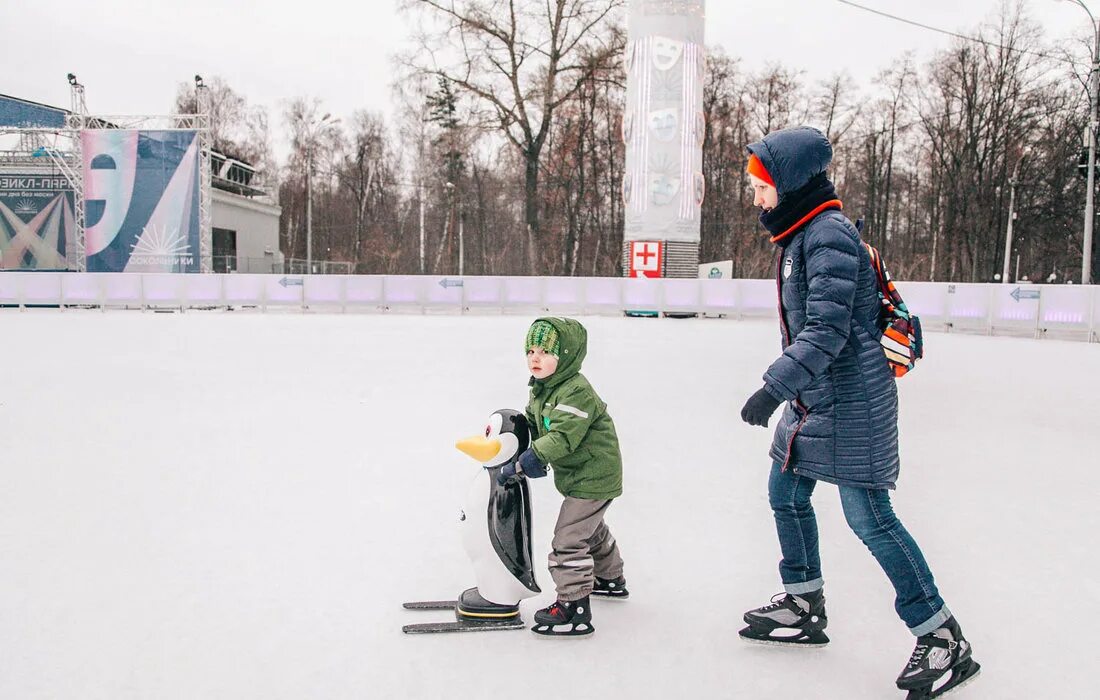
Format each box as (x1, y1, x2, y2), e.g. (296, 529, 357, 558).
(403, 619, 525, 634)
(531, 622, 595, 638)
(738, 625, 829, 648)
(403, 600, 457, 611)
(903, 659, 981, 700)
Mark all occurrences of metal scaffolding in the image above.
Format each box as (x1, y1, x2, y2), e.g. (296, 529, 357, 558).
(196, 80, 213, 273)
(1, 75, 213, 272)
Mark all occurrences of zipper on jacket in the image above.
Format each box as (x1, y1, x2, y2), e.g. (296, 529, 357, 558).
(776, 250, 791, 346)
(780, 402, 808, 473)
(775, 248, 807, 472)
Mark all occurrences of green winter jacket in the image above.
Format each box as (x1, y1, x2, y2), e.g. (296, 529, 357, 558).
(525, 317, 623, 500)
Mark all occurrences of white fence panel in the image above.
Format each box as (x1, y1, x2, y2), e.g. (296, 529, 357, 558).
(582, 278, 623, 315)
(622, 277, 662, 313)
(543, 277, 585, 314)
(101, 273, 143, 307)
(663, 279, 702, 313)
(183, 274, 223, 306)
(737, 280, 777, 318)
(1037, 286, 1091, 339)
(223, 274, 266, 306)
(344, 276, 384, 310)
(382, 276, 424, 310)
(464, 277, 504, 310)
(989, 284, 1040, 335)
(501, 277, 543, 313)
(142, 274, 185, 307)
(60, 273, 102, 306)
(898, 282, 948, 329)
(699, 279, 738, 315)
(21, 272, 64, 305)
(0, 272, 1096, 342)
(944, 284, 992, 333)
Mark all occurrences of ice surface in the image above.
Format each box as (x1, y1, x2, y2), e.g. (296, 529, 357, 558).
(1, 311, 1095, 699)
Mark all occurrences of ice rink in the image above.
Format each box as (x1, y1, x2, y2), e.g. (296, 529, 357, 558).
(1, 311, 1095, 699)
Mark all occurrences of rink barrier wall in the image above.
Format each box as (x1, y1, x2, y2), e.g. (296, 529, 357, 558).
(0, 272, 1096, 342)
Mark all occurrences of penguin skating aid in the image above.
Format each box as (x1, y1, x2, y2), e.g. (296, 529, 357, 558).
(402, 410, 541, 635)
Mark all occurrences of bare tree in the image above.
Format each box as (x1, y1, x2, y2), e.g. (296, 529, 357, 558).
(401, 0, 625, 271)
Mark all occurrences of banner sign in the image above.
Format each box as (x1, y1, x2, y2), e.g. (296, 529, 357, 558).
(83, 129, 201, 272)
(629, 240, 663, 278)
(623, 0, 706, 243)
(0, 174, 72, 269)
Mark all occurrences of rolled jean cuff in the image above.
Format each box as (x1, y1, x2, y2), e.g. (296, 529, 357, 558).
(783, 578, 824, 595)
(909, 605, 952, 637)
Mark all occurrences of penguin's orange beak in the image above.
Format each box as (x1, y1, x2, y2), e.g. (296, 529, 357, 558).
(455, 436, 502, 463)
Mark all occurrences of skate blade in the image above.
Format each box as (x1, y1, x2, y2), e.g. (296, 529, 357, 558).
(738, 634, 829, 649)
(403, 619, 524, 634)
(403, 600, 457, 611)
(590, 592, 630, 602)
(902, 660, 981, 699)
(531, 622, 595, 638)
(738, 627, 829, 648)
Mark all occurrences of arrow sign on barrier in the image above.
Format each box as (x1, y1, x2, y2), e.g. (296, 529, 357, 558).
(1010, 287, 1040, 302)
(439, 278, 464, 289)
(279, 277, 304, 288)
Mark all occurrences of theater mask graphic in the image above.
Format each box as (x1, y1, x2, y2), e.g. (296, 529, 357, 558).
(82, 130, 201, 272)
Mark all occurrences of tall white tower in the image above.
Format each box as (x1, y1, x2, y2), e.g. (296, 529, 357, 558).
(622, 0, 705, 279)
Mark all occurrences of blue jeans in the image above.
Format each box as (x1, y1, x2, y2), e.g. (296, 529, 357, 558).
(767, 462, 951, 636)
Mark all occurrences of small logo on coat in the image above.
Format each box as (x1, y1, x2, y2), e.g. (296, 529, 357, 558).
(783, 256, 793, 280)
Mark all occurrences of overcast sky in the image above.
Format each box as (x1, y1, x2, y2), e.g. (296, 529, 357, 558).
(0, 0, 1089, 158)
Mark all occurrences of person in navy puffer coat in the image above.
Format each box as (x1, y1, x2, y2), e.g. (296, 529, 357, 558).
(736, 127, 980, 697)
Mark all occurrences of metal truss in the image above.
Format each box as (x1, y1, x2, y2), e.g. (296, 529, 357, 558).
(195, 84, 212, 272)
(0, 126, 85, 270)
(3, 78, 212, 273)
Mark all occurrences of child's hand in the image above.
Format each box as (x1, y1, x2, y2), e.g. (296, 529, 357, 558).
(497, 460, 521, 486)
(516, 448, 548, 479)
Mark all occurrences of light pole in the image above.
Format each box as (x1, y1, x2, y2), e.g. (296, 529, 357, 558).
(304, 113, 340, 274)
(1002, 153, 1026, 283)
(1058, 0, 1100, 284)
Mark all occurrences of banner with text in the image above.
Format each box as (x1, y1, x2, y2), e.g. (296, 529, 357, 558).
(82, 129, 201, 273)
(0, 174, 72, 269)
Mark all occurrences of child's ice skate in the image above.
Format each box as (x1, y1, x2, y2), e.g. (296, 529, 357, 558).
(592, 575, 629, 600)
(531, 595, 594, 637)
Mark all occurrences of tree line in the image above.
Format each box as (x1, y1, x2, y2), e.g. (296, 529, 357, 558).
(176, 0, 1098, 282)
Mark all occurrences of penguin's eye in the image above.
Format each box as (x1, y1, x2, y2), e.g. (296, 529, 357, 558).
(485, 425, 491, 438)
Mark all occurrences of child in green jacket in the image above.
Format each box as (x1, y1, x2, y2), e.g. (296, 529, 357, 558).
(498, 317, 626, 637)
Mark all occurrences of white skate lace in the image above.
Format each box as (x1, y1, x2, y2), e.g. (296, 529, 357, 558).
(908, 643, 928, 668)
(760, 593, 790, 612)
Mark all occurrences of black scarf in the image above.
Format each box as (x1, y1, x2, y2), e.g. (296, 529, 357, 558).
(759, 172, 839, 245)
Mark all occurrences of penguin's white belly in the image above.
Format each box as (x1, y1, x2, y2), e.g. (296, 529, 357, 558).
(459, 469, 537, 605)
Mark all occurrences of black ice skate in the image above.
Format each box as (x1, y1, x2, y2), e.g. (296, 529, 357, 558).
(738, 590, 829, 647)
(896, 617, 980, 699)
(592, 575, 629, 600)
(531, 596, 594, 637)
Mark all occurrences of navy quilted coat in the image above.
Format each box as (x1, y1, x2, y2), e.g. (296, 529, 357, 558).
(748, 127, 900, 489)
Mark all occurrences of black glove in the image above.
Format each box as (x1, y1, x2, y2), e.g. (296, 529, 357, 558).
(741, 386, 782, 427)
(497, 460, 521, 486)
(497, 448, 548, 485)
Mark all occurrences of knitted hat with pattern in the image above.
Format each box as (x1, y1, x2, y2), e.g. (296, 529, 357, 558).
(525, 320, 561, 356)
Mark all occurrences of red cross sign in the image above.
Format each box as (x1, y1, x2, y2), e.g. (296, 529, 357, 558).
(629, 241, 662, 278)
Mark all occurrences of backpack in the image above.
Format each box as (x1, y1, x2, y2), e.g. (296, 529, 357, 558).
(855, 221, 923, 378)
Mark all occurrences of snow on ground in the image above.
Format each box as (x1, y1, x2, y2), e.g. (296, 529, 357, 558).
(0, 310, 1095, 699)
